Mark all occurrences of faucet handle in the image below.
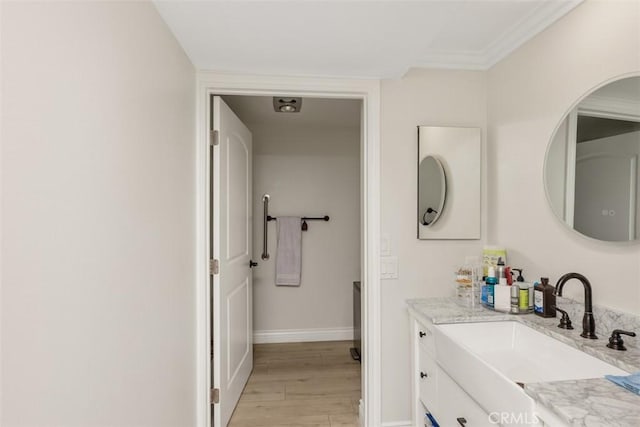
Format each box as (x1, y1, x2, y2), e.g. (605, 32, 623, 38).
(606, 329, 636, 351)
(612, 329, 636, 337)
(553, 306, 574, 330)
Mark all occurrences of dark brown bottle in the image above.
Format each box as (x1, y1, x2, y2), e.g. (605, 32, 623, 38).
(534, 277, 557, 318)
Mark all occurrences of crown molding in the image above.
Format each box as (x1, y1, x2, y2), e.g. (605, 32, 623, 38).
(413, 0, 583, 71)
(483, 0, 583, 68)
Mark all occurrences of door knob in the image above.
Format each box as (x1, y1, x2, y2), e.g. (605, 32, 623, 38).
(249, 260, 258, 268)
(457, 417, 467, 426)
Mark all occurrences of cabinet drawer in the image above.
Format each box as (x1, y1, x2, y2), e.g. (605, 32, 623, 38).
(418, 350, 438, 409)
(435, 366, 494, 427)
(415, 320, 436, 358)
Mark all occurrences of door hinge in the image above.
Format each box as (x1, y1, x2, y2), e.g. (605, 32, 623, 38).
(210, 388, 220, 404)
(209, 259, 219, 275)
(210, 130, 219, 146)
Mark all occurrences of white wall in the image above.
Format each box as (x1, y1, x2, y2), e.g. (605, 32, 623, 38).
(487, 0, 640, 310)
(380, 68, 487, 423)
(1, 2, 196, 426)
(251, 125, 361, 334)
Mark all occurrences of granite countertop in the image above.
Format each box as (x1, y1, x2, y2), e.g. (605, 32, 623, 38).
(407, 297, 640, 427)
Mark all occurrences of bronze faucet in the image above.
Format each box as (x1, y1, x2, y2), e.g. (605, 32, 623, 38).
(554, 273, 597, 339)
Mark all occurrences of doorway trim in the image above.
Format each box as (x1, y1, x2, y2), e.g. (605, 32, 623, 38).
(195, 72, 381, 427)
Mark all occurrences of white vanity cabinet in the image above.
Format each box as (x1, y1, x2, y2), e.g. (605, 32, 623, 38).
(407, 299, 631, 426)
(436, 368, 494, 427)
(411, 316, 435, 425)
(411, 316, 493, 427)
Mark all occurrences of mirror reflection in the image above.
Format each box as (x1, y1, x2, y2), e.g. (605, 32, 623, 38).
(418, 126, 481, 240)
(545, 76, 640, 242)
(418, 155, 446, 227)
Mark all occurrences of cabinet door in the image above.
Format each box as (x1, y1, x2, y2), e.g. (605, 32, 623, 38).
(418, 350, 438, 412)
(435, 366, 494, 427)
(416, 319, 436, 358)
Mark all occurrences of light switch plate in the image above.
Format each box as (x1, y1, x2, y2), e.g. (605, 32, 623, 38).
(380, 256, 398, 279)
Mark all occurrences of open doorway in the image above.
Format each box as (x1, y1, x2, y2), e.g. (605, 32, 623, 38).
(217, 94, 362, 425)
(196, 73, 381, 427)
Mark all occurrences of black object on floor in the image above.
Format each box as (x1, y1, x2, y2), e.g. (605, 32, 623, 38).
(352, 281, 362, 363)
(350, 347, 361, 361)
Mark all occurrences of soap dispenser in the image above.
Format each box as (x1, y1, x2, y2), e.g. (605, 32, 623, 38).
(513, 269, 525, 282)
(534, 277, 557, 318)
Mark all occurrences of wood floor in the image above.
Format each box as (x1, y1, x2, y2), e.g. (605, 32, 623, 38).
(228, 341, 361, 427)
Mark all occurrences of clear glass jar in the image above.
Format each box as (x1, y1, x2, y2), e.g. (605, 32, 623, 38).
(454, 262, 481, 309)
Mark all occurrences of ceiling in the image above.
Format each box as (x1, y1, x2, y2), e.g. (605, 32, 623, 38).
(154, 0, 583, 78)
(221, 95, 361, 129)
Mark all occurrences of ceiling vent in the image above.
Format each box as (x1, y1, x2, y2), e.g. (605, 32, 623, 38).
(273, 97, 302, 113)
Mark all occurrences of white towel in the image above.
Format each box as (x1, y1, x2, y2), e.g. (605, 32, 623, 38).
(275, 217, 302, 286)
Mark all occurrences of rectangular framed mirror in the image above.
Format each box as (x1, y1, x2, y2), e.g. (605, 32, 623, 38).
(418, 126, 481, 239)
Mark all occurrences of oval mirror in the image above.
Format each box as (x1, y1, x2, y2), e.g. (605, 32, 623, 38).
(544, 75, 640, 242)
(418, 155, 446, 227)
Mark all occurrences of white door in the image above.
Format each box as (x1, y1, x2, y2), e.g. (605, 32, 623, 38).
(211, 96, 253, 427)
(574, 152, 637, 241)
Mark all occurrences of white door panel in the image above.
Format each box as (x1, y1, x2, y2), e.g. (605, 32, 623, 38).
(226, 133, 250, 260)
(226, 279, 250, 383)
(212, 95, 253, 427)
(575, 152, 636, 241)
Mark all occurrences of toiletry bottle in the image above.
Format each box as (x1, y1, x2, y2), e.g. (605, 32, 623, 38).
(496, 258, 507, 285)
(481, 279, 488, 305)
(486, 278, 496, 308)
(528, 283, 535, 313)
(485, 266, 497, 308)
(533, 279, 544, 315)
(510, 283, 520, 314)
(534, 277, 557, 318)
(543, 278, 557, 317)
(494, 284, 511, 312)
(518, 286, 529, 313)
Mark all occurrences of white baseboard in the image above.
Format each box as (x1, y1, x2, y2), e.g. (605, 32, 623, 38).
(253, 327, 354, 344)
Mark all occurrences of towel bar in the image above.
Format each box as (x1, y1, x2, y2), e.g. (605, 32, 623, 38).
(267, 215, 330, 222)
(260, 194, 330, 260)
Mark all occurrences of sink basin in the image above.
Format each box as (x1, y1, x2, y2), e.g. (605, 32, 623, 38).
(434, 321, 628, 424)
(437, 321, 627, 383)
